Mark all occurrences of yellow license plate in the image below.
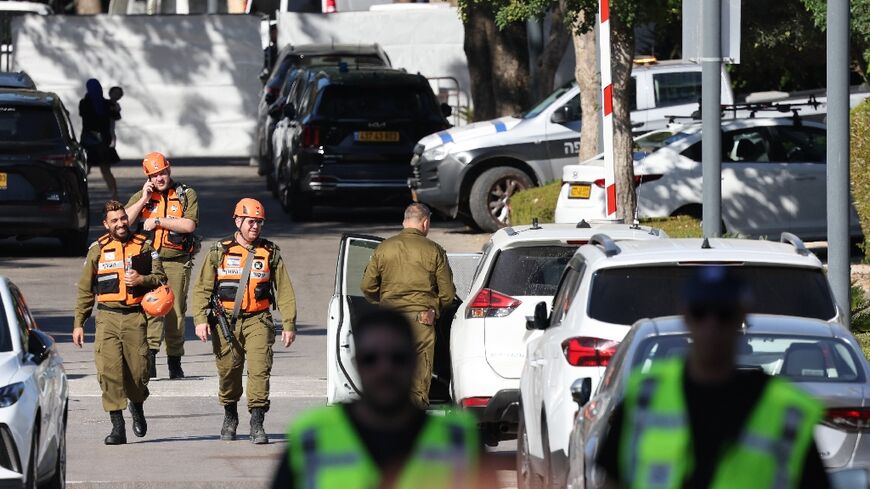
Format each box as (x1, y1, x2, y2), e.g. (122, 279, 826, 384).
(569, 183, 591, 199)
(0, 172, 6, 190)
(355, 131, 400, 143)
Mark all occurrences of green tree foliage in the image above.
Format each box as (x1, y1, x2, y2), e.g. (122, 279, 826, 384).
(801, 0, 870, 84)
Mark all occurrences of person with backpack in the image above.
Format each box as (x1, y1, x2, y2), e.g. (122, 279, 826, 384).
(190, 198, 298, 444)
(125, 152, 200, 379)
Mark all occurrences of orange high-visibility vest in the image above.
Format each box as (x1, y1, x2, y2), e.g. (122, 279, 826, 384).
(95, 233, 149, 305)
(214, 237, 275, 314)
(140, 183, 191, 252)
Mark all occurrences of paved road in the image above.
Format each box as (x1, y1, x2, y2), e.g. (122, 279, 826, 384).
(0, 160, 517, 488)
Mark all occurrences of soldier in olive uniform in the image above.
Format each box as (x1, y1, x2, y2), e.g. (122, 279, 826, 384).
(125, 152, 199, 379)
(360, 203, 456, 408)
(72, 201, 166, 445)
(191, 198, 297, 444)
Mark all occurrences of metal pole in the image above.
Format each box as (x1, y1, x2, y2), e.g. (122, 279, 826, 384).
(701, 0, 722, 237)
(827, 0, 851, 323)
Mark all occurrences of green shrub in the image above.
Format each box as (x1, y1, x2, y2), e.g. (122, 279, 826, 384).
(852, 100, 870, 257)
(852, 282, 870, 332)
(639, 216, 703, 238)
(508, 181, 561, 225)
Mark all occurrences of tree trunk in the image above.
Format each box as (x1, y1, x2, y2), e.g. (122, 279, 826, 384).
(534, 2, 571, 100)
(463, 3, 497, 121)
(574, 16, 600, 161)
(610, 15, 637, 222)
(490, 19, 531, 115)
(76, 0, 102, 14)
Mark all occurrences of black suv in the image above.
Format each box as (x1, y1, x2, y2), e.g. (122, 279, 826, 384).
(276, 69, 451, 219)
(0, 89, 89, 254)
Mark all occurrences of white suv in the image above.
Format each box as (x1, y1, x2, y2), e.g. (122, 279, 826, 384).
(517, 234, 842, 489)
(449, 222, 665, 445)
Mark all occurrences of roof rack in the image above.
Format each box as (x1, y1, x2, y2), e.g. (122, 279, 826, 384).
(780, 232, 810, 256)
(667, 97, 823, 126)
(504, 227, 518, 237)
(589, 234, 621, 257)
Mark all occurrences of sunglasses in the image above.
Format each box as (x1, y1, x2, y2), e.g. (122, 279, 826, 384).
(687, 305, 741, 323)
(357, 351, 413, 368)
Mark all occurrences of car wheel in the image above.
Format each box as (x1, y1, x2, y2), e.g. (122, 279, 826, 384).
(60, 229, 88, 257)
(24, 429, 37, 489)
(289, 191, 313, 222)
(469, 167, 533, 232)
(42, 408, 66, 489)
(517, 406, 543, 489)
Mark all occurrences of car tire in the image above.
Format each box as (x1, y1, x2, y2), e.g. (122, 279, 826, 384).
(289, 191, 313, 222)
(61, 229, 88, 257)
(469, 167, 533, 232)
(517, 406, 543, 489)
(541, 417, 560, 489)
(24, 428, 37, 489)
(42, 406, 66, 489)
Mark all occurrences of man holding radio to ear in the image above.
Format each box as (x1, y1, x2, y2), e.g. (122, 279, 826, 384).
(126, 152, 200, 380)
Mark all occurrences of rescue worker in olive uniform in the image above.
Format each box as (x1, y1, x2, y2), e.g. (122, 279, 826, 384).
(360, 203, 455, 409)
(126, 152, 199, 379)
(72, 201, 166, 445)
(191, 198, 297, 444)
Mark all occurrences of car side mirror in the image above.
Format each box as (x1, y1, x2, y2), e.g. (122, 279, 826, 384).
(830, 468, 870, 489)
(570, 377, 593, 408)
(526, 301, 550, 330)
(27, 330, 53, 365)
(283, 103, 297, 119)
(551, 105, 570, 124)
(440, 103, 452, 118)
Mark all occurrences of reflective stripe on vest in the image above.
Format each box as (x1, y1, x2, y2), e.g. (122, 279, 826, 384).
(620, 359, 822, 489)
(95, 233, 147, 305)
(215, 240, 272, 314)
(140, 184, 189, 252)
(288, 406, 479, 489)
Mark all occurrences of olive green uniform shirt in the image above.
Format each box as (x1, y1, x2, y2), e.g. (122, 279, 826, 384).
(360, 228, 456, 316)
(126, 182, 199, 260)
(190, 238, 297, 332)
(73, 238, 167, 330)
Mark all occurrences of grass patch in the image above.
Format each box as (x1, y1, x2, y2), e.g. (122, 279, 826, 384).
(854, 332, 870, 361)
(852, 100, 870, 258)
(509, 181, 561, 225)
(639, 216, 703, 238)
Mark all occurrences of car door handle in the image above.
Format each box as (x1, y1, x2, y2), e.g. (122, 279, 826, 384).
(529, 359, 544, 367)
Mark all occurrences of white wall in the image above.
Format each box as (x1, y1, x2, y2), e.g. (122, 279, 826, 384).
(13, 15, 262, 159)
(276, 8, 470, 121)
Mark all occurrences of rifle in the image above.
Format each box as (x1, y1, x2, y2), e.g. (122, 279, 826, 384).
(208, 295, 241, 366)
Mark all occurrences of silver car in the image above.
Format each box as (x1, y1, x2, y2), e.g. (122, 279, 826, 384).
(566, 314, 870, 489)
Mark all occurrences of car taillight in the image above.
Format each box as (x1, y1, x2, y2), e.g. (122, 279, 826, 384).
(46, 154, 76, 167)
(301, 127, 320, 148)
(324, 0, 336, 13)
(824, 408, 870, 431)
(466, 288, 521, 319)
(592, 175, 663, 189)
(460, 397, 490, 408)
(561, 337, 619, 367)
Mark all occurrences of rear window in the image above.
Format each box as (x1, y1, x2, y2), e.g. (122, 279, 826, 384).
(632, 334, 863, 383)
(0, 106, 61, 142)
(486, 246, 578, 297)
(305, 55, 386, 67)
(653, 72, 702, 108)
(316, 85, 439, 121)
(588, 265, 836, 324)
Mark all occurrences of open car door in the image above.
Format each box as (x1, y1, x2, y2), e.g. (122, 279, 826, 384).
(327, 234, 483, 405)
(327, 234, 383, 404)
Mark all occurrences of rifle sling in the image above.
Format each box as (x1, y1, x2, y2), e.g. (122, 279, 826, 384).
(230, 249, 256, 329)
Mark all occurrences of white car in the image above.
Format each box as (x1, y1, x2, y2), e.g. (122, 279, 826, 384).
(0, 277, 68, 489)
(518, 234, 842, 489)
(326, 234, 481, 405)
(554, 118, 864, 243)
(449, 222, 665, 445)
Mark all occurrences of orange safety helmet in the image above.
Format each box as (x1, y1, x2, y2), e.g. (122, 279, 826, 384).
(142, 152, 170, 176)
(142, 284, 175, 317)
(234, 198, 266, 220)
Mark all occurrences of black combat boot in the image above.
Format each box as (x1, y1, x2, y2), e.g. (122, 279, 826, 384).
(167, 356, 185, 379)
(104, 410, 126, 445)
(148, 349, 158, 379)
(128, 402, 147, 437)
(250, 408, 268, 445)
(220, 403, 239, 441)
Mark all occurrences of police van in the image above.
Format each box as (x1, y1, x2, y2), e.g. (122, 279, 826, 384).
(408, 59, 734, 232)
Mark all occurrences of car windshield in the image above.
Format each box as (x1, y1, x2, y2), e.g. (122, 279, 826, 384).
(303, 55, 385, 67)
(632, 334, 863, 383)
(0, 295, 11, 353)
(0, 106, 61, 142)
(523, 82, 575, 119)
(486, 245, 578, 296)
(588, 265, 836, 324)
(316, 85, 440, 121)
(662, 130, 695, 147)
